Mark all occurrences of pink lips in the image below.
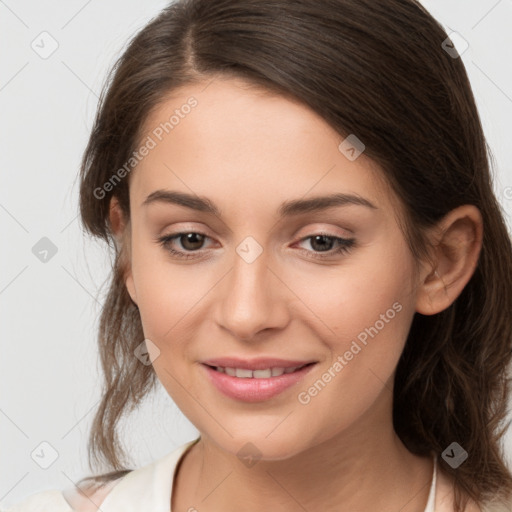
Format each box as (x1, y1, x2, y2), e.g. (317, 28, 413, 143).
(201, 358, 317, 402)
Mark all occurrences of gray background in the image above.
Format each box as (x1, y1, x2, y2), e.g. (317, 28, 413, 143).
(1, 0, 511, 506)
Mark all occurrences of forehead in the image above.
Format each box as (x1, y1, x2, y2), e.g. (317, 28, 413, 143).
(130, 77, 395, 217)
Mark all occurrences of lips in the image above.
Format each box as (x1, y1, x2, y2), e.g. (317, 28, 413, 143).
(200, 359, 317, 402)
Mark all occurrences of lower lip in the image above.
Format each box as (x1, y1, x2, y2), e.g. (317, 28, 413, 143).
(201, 363, 316, 402)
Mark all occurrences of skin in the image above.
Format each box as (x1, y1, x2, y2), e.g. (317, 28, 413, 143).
(108, 77, 483, 511)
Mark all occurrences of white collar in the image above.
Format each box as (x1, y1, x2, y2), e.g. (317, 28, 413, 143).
(100, 438, 199, 512)
(423, 454, 437, 512)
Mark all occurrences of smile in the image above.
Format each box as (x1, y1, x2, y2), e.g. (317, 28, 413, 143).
(201, 362, 317, 402)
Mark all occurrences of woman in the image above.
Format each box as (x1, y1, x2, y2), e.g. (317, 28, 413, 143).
(5, 0, 512, 511)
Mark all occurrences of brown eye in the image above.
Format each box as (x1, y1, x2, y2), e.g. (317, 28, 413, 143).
(178, 232, 206, 251)
(309, 235, 336, 252)
(295, 234, 356, 260)
(156, 231, 213, 261)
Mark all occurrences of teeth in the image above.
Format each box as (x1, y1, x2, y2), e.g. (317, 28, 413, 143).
(253, 369, 272, 378)
(214, 365, 304, 378)
(235, 368, 253, 378)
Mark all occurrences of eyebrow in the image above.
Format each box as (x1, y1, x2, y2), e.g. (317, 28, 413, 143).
(142, 190, 378, 217)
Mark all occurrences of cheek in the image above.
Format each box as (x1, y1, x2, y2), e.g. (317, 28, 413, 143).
(128, 237, 222, 399)
(293, 235, 415, 344)
(292, 241, 415, 413)
(130, 235, 208, 339)
(293, 296, 411, 448)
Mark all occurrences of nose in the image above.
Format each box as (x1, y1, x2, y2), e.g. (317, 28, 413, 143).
(215, 247, 290, 341)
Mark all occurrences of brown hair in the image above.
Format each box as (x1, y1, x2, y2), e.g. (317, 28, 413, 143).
(77, 0, 512, 509)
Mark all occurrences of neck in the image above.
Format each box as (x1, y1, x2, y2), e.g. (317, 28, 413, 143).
(172, 394, 434, 511)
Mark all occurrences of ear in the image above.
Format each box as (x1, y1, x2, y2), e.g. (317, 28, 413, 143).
(108, 196, 138, 307)
(415, 205, 483, 315)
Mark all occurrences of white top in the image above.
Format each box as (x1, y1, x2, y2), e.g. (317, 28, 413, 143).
(424, 454, 437, 512)
(0, 440, 439, 512)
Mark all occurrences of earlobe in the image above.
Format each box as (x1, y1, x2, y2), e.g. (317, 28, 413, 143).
(125, 272, 138, 308)
(415, 205, 483, 316)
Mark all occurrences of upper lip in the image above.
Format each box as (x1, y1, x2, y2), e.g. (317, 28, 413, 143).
(201, 357, 317, 371)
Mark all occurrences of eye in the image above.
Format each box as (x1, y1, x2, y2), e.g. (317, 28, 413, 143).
(156, 232, 213, 260)
(294, 233, 356, 259)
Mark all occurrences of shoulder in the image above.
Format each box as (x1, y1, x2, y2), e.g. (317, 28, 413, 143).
(61, 478, 123, 512)
(1, 489, 73, 512)
(2, 439, 201, 512)
(1, 478, 123, 512)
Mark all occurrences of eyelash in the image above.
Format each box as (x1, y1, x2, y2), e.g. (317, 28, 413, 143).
(155, 231, 356, 261)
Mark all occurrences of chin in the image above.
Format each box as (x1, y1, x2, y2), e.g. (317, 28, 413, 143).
(209, 429, 314, 463)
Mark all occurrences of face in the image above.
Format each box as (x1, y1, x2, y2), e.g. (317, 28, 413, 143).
(119, 77, 421, 460)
